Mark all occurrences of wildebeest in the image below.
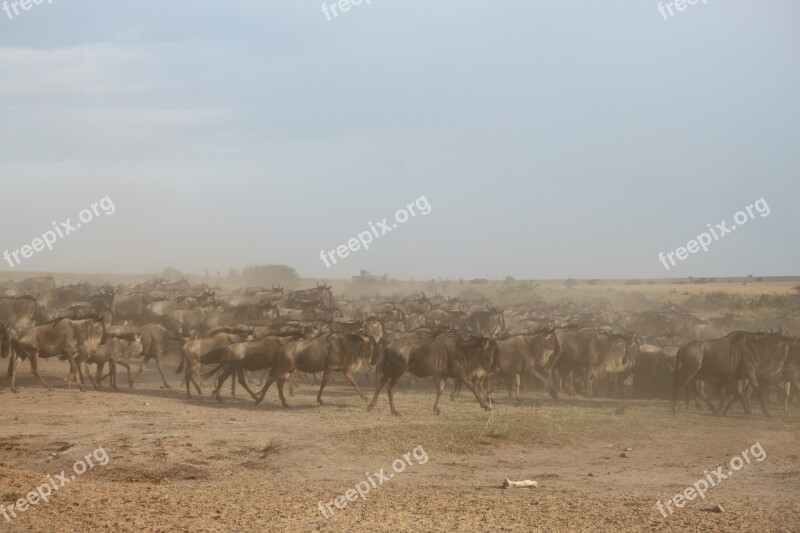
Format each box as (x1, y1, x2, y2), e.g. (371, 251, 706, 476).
(491, 330, 560, 403)
(178, 326, 252, 398)
(552, 327, 639, 398)
(3, 276, 55, 297)
(85, 336, 143, 391)
(672, 331, 792, 417)
(128, 323, 188, 389)
(255, 332, 376, 407)
(0, 295, 41, 329)
(367, 332, 496, 415)
(203, 332, 301, 402)
(113, 292, 159, 324)
(8, 317, 105, 392)
(0, 324, 10, 391)
(467, 308, 505, 338)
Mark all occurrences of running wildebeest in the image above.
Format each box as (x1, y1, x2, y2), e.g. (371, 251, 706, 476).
(255, 332, 376, 407)
(8, 317, 104, 392)
(367, 332, 496, 415)
(672, 331, 792, 417)
(84, 336, 143, 391)
(552, 327, 639, 398)
(490, 330, 560, 403)
(178, 326, 252, 398)
(203, 332, 301, 402)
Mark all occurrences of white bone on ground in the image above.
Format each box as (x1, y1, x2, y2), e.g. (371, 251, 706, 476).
(502, 478, 538, 488)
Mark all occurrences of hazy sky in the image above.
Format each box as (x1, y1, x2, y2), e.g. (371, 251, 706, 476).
(0, 1, 798, 280)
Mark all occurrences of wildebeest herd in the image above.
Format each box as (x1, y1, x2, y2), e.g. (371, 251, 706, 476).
(1, 276, 798, 418)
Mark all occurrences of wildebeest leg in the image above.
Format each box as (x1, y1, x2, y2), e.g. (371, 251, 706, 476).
(109, 360, 120, 391)
(95, 361, 107, 387)
(721, 389, 740, 415)
(236, 368, 260, 399)
(386, 375, 402, 416)
(214, 367, 235, 402)
(152, 355, 171, 389)
(432, 376, 447, 414)
(343, 370, 367, 402)
(367, 374, 391, 412)
(7, 351, 16, 392)
(86, 362, 101, 391)
(254, 372, 281, 406)
(116, 360, 133, 388)
(27, 352, 53, 391)
(784, 381, 795, 416)
(552, 369, 562, 398)
(585, 368, 595, 398)
(514, 373, 521, 405)
(277, 376, 290, 408)
(66, 351, 86, 392)
(316, 368, 332, 405)
(231, 375, 236, 398)
(190, 370, 203, 396)
(565, 371, 576, 396)
(456, 370, 491, 411)
(742, 382, 754, 413)
(694, 379, 719, 414)
(84, 361, 101, 391)
(672, 365, 702, 414)
(185, 372, 192, 399)
(746, 372, 771, 418)
(450, 378, 463, 401)
(134, 356, 149, 383)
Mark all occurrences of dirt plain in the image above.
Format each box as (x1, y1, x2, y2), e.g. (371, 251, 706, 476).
(0, 360, 798, 533)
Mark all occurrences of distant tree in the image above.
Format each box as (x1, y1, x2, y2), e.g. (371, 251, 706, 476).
(228, 265, 299, 288)
(564, 278, 577, 288)
(161, 266, 183, 281)
(588, 279, 598, 286)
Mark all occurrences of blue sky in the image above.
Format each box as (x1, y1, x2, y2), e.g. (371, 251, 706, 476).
(0, 1, 798, 279)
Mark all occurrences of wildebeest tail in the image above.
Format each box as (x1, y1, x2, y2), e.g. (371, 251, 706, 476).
(175, 357, 185, 374)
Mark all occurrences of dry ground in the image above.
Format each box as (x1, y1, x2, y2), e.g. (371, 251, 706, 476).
(1, 363, 799, 532)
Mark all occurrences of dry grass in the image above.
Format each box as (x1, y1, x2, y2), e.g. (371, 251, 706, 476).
(340, 392, 800, 456)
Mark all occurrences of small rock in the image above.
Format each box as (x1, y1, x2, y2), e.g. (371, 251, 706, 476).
(710, 504, 725, 513)
(587, 472, 594, 477)
(619, 452, 629, 458)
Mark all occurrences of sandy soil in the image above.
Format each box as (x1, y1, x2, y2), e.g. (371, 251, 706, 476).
(1, 362, 799, 532)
